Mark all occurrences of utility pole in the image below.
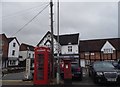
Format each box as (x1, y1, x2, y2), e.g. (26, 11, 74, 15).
(56, 0, 60, 84)
(50, 0, 54, 79)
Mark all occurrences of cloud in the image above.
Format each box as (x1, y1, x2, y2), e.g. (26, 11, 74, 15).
(59, 2, 118, 39)
(2, 2, 118, 46)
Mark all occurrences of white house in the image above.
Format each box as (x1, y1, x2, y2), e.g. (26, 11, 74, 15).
(8, 37, 20, 66)
(19, 43, 35, 67)
(37, 31, 80, 62)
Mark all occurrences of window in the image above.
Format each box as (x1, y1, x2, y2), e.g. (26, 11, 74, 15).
(68, 46, 72, 52)
(13, 43, 16, 47)
(33, 54, 34, 58)
(103, 48, 113, 54)
(47, 35, 51, 40)
(85, 52, 89, 56)
(9, 60, 15, 65)
(29, 53, 31, 58)
(10, 60, 16, 65)
(12, 50, 15, 56)
(47, 35, 51, 38)
(0, 41, 4, 46)
(91, 53, 95, 56)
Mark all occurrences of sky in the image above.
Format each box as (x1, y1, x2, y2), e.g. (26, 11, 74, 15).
(0, 0, 119, 46)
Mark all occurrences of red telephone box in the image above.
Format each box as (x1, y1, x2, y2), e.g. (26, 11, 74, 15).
(34, 47, 52, 85)
(63, 59, 72, 80)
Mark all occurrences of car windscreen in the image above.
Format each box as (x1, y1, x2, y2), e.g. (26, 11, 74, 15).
(93, 62, 115, 69)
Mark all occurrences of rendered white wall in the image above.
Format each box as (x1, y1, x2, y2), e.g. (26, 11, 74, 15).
(19, 51, 34, 60)
(8, 39, 19, 58)
(61, 45, 78, 54)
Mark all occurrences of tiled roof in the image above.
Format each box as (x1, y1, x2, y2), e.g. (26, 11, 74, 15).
(55, 33, 79, 45)
(80, 38, 120, 52)
(8, 37, 14, 43)
(37, 31, 79, 46)
(0, 33, 8, 40)
(20, 43, 35, 51)
(8, 37, 20, 45)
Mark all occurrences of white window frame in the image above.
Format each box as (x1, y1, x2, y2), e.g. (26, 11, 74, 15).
(12, 50, 15, 56)
(103, 48, 113, 54)
(68, 46, 72, 52)
(13, 42, 16, 47)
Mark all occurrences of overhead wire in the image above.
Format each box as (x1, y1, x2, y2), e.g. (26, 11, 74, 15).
(12, 3, 50, 36)
(1, 2, 49, 20)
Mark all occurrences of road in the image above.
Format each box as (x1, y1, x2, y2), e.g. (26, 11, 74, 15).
(2, 70, 120, 87)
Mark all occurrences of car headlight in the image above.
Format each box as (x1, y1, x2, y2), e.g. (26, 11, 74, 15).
(96, 72, 103, 76)
(117, 72, 120, 75)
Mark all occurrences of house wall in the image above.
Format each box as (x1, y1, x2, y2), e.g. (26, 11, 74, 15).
(117, 51, 120, 60)
(1, 35, 8, 58)
(101, 51, 117, 60)
(8, 39, 19, 58)
(61, 45, 78, 54)
(80, 51, 119, 67)
(1, 34, 9, 68)
(81, 51, 118, 61)
(19, 51, 34, 60)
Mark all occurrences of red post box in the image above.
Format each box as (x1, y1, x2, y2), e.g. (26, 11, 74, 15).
(34, 47, 52, 85)
(63, 59, 72, 84)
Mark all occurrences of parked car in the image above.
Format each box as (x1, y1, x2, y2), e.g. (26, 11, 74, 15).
(71, 62, 83, 80)
(111, 60, 120, 70)
(116, 60, 120, 69)
(89, 61, 120, 84)
(112, 61, 118, 68)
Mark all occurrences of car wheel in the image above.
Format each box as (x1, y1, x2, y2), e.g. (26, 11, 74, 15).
(93, 76, 99, 84)
(89, 71, 91, 77)
(79, 77, 82, 81)
(2, 72, 4, 77)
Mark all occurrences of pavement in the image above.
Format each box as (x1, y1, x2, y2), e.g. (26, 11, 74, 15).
(2, 80, 33, 85)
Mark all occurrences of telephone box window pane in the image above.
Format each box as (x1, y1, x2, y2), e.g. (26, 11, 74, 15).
(37, 54, 44, 80)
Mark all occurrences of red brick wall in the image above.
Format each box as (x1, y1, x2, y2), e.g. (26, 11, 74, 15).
(0, 34, 9, 58)
(117, 51, 120, 59)
(80, 51, 118, 62)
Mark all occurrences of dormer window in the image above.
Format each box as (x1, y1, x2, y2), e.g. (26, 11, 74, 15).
(13, 43, 16, 47)
(68, 46, 72, 52)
